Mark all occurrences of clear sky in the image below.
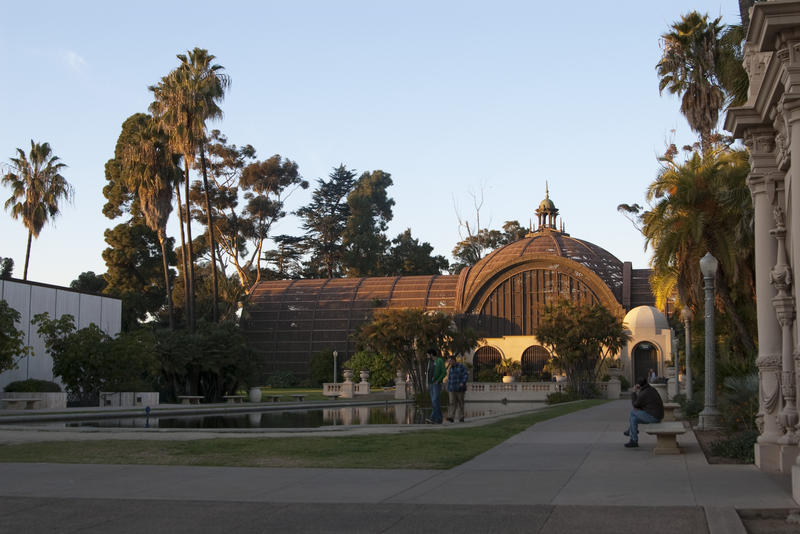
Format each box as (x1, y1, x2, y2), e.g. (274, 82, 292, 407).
(0, 1, 743, 287)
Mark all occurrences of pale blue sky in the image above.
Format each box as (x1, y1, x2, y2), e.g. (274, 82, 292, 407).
(0, 1, 742, 286)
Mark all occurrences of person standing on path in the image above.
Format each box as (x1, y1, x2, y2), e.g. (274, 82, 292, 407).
(425, 349, 446, 424)
(445, 354, 468, 423)
(624, 376, 664, 448)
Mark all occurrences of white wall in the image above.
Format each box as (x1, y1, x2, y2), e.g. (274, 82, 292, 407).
(0, 279, 122, 390)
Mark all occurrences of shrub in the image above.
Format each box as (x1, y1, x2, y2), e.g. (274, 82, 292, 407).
(619, 375, 630, 391)
(4, 379, 62, 393)
(265, 370, 298, 388)
(343, 350, 395, 387)
(476, 368, 501, 382)
(719, 374, 758, 433)
(546, 389, 578, 404)
(672, 393, 703, 419)
(309, 350, 334, 386)
(0, 300, 30, 374)
(710, 430, 758, 463)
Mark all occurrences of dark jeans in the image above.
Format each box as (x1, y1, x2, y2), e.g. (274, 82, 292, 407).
(629, 409, 660, 442)
(429, 383, 442, 423)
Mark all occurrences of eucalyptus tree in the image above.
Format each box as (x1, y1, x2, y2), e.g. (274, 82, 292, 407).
(2, 141, 73, 280)
(204, 132, 307, 294)
(150, 47, 230, 327)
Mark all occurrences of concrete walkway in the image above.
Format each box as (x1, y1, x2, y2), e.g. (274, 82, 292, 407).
(0, 400, 796, 533)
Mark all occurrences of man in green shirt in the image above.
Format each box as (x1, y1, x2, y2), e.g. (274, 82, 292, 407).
(425, 348, 446, 423)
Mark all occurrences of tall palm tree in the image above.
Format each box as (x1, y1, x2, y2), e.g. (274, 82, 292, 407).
(657, 11, 725, 155)
(642, 146, 755, 355)
(2, 141, 73, 280)
(118, 114, 181, 329)
(149, 48, 229, 327)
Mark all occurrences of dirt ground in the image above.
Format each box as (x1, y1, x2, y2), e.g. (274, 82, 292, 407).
(693, 428, 748, 464)
(738, 508, 800, 534)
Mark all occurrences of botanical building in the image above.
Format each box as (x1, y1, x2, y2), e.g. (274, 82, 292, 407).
(244, 191, 672, 384)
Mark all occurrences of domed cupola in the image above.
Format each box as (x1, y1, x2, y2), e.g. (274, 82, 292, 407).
(534, 183, 560, 232)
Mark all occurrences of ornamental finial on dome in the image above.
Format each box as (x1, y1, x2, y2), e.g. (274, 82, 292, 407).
(535, 182, 559, 231)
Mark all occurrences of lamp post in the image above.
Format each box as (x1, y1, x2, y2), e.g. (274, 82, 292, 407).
(698, 252, 721, 430)
(333, 350, 338, 384)
(680, 307, 693, 401)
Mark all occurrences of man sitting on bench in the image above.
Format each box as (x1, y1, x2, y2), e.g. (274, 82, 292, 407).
(624, 377, 664, 448)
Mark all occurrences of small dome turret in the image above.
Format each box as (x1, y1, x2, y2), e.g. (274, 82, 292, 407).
(534, 182, 559, 231)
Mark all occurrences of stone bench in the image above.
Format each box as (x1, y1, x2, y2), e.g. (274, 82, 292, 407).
(289, 394, 306, 402)
(223, 395, 246, 404)
(0, 398, 41, 410)
(177, 395, 203, 405)
(266, 395, 283, 402)
(663, 402, 680, 422)
(644, 422, 688, 454)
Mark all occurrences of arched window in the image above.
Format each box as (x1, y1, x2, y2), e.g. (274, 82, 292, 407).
(473, 346, 502, 378)
(521, 345, 550, 379)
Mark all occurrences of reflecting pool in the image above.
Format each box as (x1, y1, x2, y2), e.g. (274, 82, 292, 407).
(22, 402, 543, 429)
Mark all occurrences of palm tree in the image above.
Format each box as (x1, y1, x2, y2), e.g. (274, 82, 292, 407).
(118, 113, 182, 329)
(2, 141, 73, 280)
(657, 11, 725, 155)
(149, 48, 229, 327)
(642, 146, 755, 356)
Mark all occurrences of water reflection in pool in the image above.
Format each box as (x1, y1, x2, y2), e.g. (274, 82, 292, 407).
(33, 402, 543, 429)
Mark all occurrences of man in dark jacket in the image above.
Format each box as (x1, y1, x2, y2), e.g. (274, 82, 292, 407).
(625, 377, 664, 448)
(425, 349, 446, 424)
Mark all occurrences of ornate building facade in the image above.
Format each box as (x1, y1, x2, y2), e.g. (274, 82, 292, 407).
(244, 192, 672, 387)
(726, 0, 800, 503)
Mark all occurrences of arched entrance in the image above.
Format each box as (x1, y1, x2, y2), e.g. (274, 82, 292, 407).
(632, 342, 659, 382)
(521, 345, 550, 379)
(473, 346, 502, 379)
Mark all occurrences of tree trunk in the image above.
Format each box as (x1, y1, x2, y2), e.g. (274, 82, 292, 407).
(175, 184, 190, 329)
(199, 146, 218, 323)
(715, 267, 757, 356)
(23, 230, 32, 280)
(184, 164, 196, 332)
(158, 229, 175, 330)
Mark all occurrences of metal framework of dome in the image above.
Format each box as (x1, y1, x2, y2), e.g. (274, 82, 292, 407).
(244, 189, 654, 379)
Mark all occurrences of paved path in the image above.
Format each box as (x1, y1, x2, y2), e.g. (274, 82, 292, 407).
(0, 400, 795, 533)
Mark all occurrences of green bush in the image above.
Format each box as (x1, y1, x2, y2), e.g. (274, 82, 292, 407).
(618, 375, 630, 391)
(309, 350, 334, 386)
(33, 313, 158, 396)
(343, 350, 395, 387)
(476, 368, 501, 382)
(4, 379, 62, 393)
(546, 389, 578, 404)
(265, 370, 298, 388)
(672, 393, 703, 419)
(719, 374, 758, 433)
(710, 430, 757, 463)
(0, 300, 30, 374)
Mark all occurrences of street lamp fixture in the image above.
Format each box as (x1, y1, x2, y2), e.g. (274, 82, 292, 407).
(680, 306, 693, 401)
(698, 252, 721, 430)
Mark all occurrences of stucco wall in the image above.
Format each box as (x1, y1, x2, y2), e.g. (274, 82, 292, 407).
(0, 279, 122, 390)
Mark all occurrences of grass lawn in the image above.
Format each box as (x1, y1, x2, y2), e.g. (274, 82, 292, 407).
(0, 400, 604, 469)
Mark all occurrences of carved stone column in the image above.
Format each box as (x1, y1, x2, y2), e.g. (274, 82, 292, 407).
(772, 206, 798, 444)
(744, 129, 784, 451)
